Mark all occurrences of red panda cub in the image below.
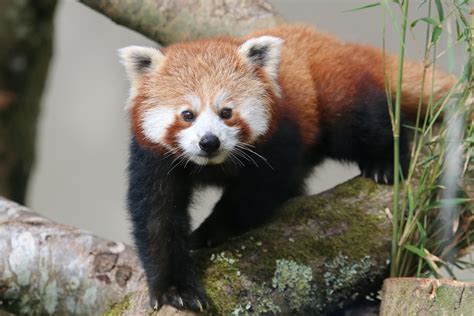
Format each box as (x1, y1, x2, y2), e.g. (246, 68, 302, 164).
(119, 24, 455, 312)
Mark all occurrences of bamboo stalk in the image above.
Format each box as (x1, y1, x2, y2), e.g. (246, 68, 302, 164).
(391, 0, 410, 277)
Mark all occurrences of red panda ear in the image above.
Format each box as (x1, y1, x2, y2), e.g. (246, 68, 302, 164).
(238, 36, 284, 82)
(118, 46, 164, 110)
(118, 46, 164, 83)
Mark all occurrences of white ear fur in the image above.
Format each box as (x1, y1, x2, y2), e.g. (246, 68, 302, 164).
(118, 46, 164, 82)
(118, 46, 164, 110)
(238, 36, 283, 84)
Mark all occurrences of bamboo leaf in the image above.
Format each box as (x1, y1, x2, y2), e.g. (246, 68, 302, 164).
(408, 186, 415, 213)
(404, 244, 427, 258)
(430, 198, 471, 209)
(416, 220, 427, 242)
(431, 25, 443, 43)
(344, 2, 380, 12)
(411, 17, 440, 28)
(434, 0, 445, 21)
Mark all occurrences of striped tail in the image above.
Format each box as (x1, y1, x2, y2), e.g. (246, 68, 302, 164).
(386, 56, 457, 119)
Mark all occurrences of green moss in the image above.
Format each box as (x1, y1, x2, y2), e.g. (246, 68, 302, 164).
(102, 294, 131, 316)
(330, 177, 379, 198)
(232, 194, 386, 283)
(434, 286, 456, 312)
(201, 252, 246, 314)
(192, 177, 391, 315)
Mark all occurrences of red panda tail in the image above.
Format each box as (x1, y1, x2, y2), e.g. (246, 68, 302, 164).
(385, 56, 457, 120)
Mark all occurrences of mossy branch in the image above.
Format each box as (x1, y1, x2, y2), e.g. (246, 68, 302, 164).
(0, 177, 394, 315)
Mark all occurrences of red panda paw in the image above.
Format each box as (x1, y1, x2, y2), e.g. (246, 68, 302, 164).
(151, 283, 210, 313)
(359, 161, 395, 185)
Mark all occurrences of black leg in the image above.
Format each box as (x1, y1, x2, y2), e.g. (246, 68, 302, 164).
(127, 139, 208, 312)
(323, 91, 410, 185)
(355, 115, 410, 184)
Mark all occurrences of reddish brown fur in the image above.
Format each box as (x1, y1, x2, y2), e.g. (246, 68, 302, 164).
(131, 24, 456, 151)
(246, 25, 456, 146)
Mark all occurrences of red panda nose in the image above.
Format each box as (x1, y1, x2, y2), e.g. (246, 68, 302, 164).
(199, 134, 220, 154)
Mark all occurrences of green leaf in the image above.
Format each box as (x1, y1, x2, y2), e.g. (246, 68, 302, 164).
(431, 25, 443, 43)
(434, 0, 445, 21)
(416, 220, 427, 242)
(455, 19, 462, 40)
(344, 2, 380, 12)
(430, 198, 470, 209)
(418, 0, 428, 9)
(408, 187, 415, 213)
(404, 244, 427, 258)
(411, 17, 440, 29)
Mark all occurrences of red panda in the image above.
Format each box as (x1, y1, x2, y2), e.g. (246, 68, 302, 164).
(119, 24, 456, 312)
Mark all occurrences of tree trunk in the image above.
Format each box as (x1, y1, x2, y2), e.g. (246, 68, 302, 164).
(0, 0, 58, 203)
(380, 278, 474, 315)
(0, 177, 392, 315)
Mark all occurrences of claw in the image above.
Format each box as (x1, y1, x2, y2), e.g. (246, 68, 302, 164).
(383, 174, 388, 184)
(374, 173, 378, 183)
(153, 300, 159, 310)
(196, 299, 204, 312)
(178, 296, 184, 308)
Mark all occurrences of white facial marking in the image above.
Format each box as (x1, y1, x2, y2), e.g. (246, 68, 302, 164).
(213, 90, 231, 110)
(177, 109, 239, 165)
(239, 97, 270, 141)
(185, 94, 201, 111)
(141, 106, 176, 147)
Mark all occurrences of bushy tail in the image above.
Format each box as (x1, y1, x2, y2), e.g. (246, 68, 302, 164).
(386, 57, 457, 119)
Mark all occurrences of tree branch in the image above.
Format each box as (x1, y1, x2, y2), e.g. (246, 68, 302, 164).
(0, 196, 143, 315)
(0, 178, 393, 315)
(0, 0, 58, 203)
(380, 278, 474, 315)
(77, 0, 285, 45)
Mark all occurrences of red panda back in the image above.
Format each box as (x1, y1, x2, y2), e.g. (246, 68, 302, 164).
(246, 24, 456, 147)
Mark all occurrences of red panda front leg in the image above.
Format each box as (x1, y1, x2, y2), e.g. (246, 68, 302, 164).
(127, 139, 209, 312)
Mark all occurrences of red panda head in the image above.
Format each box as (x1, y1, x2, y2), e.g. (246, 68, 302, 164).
(119, 36, 283, 165)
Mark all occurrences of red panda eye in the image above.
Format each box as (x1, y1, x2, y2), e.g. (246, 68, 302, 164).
(181, 110, 195, 122)
(220, 108, 232, 120)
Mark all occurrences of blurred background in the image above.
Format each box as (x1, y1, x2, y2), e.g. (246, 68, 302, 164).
(15, 0, 469, 278)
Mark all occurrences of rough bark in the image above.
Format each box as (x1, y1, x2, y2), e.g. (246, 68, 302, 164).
(0, 0, 57, 203)
(380, 278, 474, 315)
(0, 197, 143, 315)
(78, 0, 285, 45)
(0, 177, 393, 315)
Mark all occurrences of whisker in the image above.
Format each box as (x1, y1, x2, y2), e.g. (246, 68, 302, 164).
(228, 151, 244, 168)
(167, 153, 187, 175)
(233, 148, 259, 167)
(236, 143, 274, 170)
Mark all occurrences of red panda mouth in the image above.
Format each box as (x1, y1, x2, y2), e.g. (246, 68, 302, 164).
(197, 152, 222, 159)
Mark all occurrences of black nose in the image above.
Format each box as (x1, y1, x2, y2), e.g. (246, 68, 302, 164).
(199, 134, 220, 154)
